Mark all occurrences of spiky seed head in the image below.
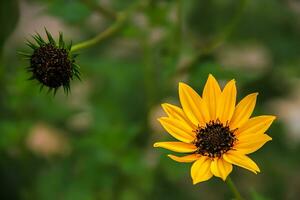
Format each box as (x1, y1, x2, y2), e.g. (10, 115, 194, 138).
(21, 29, 80, 95)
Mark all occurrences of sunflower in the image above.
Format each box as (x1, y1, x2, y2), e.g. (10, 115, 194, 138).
(154, 74, 276, 184)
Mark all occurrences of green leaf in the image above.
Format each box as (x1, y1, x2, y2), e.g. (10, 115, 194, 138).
(0, 0, 19, 52)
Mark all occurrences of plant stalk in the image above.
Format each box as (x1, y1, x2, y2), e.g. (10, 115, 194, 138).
(226, 177, 244, 200)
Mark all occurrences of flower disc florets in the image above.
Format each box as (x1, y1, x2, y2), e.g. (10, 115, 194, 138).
(22, 29, 80, 94)
(31, 43, 73, 88)
(193, 120, 236, 158)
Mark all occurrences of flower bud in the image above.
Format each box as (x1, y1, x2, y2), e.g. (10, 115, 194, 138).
(21, 29, 80, 95)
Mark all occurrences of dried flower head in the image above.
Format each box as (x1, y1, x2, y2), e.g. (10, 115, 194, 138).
(20, 29, 80, 95)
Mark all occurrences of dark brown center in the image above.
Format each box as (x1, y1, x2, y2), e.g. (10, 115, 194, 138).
(193, 120, 236, 158)
(30, 44, 73, 88)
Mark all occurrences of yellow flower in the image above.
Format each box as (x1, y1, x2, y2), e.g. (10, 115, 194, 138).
(154, 74, 276, 184)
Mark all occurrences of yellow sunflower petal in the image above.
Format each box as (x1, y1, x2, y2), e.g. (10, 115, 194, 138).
(161, 103, 196, 129)
(235, 115, 276, 136)
(158, 117, 195, 143)
(179, 82, 210, 126)
(153, 142, 197, 153)
(229, 93, 258, 130)
(202, 74, 221, 121)
(235, 133, 272, 154)
(191, 156, 213, 184)
(210, 158, 233, 181)
(216, 79, 237, 124)
(168, 154, 200, 163)
(223, 150, 260, 174)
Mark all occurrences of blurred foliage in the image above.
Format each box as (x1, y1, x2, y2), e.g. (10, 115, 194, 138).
(0, 0, 19, 52)
(1, 0, 300, 200)
(46, 0, 90, 24)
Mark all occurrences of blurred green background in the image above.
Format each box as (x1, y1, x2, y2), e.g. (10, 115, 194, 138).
(1, 0, 300, 199)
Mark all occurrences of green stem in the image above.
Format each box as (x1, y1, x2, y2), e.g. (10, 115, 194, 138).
(175, 0, 248, 75)
(226, 177, 244, 200)
(70, 13, 127, 52)
(71, 1, 147, 52)
(175, 0, 183, 52)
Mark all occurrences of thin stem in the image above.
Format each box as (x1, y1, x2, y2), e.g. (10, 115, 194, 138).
(71, 1, 146, 52)
(71, 13, 127, 52)
(176, 0, 183, 50)
(226, 177, 244, 200)
(141, 32, 156, 110)
(175, 0, 248, 75)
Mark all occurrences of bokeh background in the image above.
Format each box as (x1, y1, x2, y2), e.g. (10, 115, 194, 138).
(1, 0, 300, 199)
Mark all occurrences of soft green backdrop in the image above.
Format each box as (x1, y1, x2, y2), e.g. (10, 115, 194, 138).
(0, 0, 300, 199)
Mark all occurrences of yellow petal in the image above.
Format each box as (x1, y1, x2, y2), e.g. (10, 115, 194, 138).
(216, 79, 237, 124)
(158, 117, 195, 143)
(161, 103, 196, 129)
(235, 133, 272, 154)
(223, 150, 260, 174)
(210, 158, 233, 181)
(179, 82, 210, 126)
(168, 154, 200, 163)
(191, 156, 213, 184)
(229, 93, 258, 130)
(202, 74, 221, 121)
(153, 142, 197, 153)
(235, 115, 276, 136)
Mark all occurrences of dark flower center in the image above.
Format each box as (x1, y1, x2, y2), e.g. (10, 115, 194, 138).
(193, 120, 236, 158)
(30, 44, 73, 88)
